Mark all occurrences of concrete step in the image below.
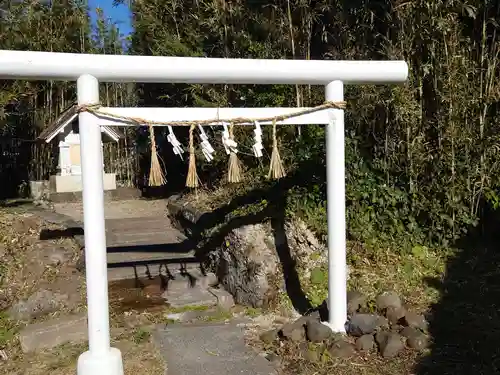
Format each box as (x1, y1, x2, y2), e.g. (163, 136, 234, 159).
(107, 259, 202, 282)
(161, 285, 235, 311)
(108, 265, 216, 287)
(163, 287, 219, 309)
(152, 322, 276, 375)
(106, 248, 194, 264)
(19, 313, 124, 353)
(166, 269, 218, 290)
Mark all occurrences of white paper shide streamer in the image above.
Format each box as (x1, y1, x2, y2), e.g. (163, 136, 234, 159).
(252, 121, 263, 157)
(221, 122, 238, 154)
(167, 125, 184, 160)
(198, 125, 215, 161)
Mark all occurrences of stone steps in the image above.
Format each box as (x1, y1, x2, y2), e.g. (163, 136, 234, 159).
(23, 204, 277, 375)
(108, 263, 213, 285)
(32, 205, 240, 312)
(59, 215, 201, 282)
(18, 280, 236, 353)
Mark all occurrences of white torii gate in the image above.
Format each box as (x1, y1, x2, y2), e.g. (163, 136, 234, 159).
(0, 50, 408, 375)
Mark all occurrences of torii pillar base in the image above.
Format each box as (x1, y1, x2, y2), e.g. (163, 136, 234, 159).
(78, 348, 123, 375)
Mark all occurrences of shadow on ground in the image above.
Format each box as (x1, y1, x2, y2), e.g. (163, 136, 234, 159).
(39, 227, 84, 239)
(416, 204, 500, 375)
(0, 198, 33, 208)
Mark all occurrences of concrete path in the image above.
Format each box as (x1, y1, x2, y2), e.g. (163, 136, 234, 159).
(153, 322, 276, 375)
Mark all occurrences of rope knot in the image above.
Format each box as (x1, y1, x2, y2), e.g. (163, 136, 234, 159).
(77, 103, 101, 113)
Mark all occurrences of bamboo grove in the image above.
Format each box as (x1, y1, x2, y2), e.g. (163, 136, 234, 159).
(0, 1, 139, 196)
(2, 0, 500, 250)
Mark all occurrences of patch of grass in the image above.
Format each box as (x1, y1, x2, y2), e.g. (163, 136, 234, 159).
(307, 266, 328, 307)
(347, 242, 448, 309)
(165, 304, 211, 314)
(0, 323, 164, 375)
(244, 307, 262, 317)
(0, 312, 19, 349)
(198, 308, 233, 322)
(277, 291, 294, 311)
(132, 327, 151, 344)
(0, 336, 165, 375)
(275, 341, 419, 375)
(43, 342, 87, 371)
(295, 241, 448, 313)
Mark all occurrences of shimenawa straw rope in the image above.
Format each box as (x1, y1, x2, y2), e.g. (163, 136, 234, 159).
(77, 100, 346, 127)
(77, 100, 347, 187)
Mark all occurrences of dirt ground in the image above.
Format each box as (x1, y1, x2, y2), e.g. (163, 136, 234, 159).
(4, 194, 489, 375)
(0, 205, 85, 314)
(0, 202, 166, 375)
(5, 337, 164, 375)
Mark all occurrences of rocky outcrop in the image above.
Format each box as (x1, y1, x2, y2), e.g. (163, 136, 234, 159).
(167, 198, 330, 309)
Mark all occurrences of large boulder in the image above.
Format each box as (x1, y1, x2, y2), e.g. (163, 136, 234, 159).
(168, 199, 330, 309)
(209, 223, 279, 307)
(209, 220, 330, 307)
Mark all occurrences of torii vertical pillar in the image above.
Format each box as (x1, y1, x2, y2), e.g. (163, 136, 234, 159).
(325, 81, 347, 332)
(76, 74, 123, 375)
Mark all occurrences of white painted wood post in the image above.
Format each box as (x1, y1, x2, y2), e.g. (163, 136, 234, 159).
(325, 81, 347, 332)
(76, 74, 124, 375)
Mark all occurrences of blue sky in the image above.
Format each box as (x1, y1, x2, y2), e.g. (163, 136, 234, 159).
(88, 0, 133, 36)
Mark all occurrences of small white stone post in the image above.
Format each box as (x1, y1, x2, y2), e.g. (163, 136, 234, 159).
(58, 141, 71, 176)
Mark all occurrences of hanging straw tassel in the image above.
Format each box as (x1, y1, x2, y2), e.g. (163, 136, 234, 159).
(186, 124, 199, 188)
(148, 124, 167, 186)
(227, 123, 242, 183)
(268, 119, 286, 180)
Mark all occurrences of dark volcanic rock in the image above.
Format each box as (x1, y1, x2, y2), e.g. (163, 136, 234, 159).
(400, 327, 429, 351)
(260, 329, 279, 344)
(376, 331, 404, 358)
(347, 291, 366, 315)
(328, 340, 356, 358)
(281, 323, 305, 342)
(376, 291, 402, 311)
(348, 314, 389, 337)
(280, 313, 319, 342)
(402, 311, 428, 332)
(355, 334, 375, 352)
(385, 306, 406, 325)
(305, 320, 332, 343)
